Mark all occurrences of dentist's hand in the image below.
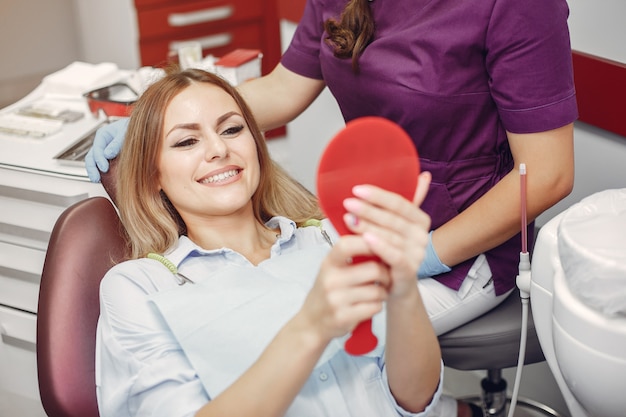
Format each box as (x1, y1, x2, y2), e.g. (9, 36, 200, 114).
(417, 231, 451, 278)
(84, 118, 129, 182)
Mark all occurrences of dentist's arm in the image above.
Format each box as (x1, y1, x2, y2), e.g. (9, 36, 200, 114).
(432, 123, 575, 269)
(237, 63, 325, 132)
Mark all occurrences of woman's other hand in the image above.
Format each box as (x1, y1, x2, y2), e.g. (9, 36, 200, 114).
(299, 234, 391, 343)
(342, 171, 432, 299)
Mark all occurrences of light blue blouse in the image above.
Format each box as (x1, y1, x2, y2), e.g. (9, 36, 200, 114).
(95, 217, 443, 417)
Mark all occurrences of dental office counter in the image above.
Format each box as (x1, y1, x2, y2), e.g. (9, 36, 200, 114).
(0, 88, 109, 416)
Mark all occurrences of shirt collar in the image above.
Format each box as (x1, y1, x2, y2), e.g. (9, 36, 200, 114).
(164, 216, 298, 268)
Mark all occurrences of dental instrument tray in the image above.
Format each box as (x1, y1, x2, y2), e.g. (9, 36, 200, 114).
(53, 121, 109, 166)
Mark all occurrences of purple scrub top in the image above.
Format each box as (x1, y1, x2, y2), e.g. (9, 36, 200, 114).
(282, 0, 578, 295)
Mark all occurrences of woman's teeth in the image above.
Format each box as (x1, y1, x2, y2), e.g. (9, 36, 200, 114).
(201, 169, 239, 184)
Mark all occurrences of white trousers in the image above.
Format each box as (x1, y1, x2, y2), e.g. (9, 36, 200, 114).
(419, 254, 514, 416)
(419, 254, 512, 336)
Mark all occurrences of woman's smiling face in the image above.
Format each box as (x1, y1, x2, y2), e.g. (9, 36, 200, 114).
(157, 81, 261, 223)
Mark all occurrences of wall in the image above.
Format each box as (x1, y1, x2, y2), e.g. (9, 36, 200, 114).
(537, 0, 626, 226)
(0, 0, 80, 108)
(568, 0, 626, 63)
(73, 0, 140, 70)
(0, 0, 140, 110)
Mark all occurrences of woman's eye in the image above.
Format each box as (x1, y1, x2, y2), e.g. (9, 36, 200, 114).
(222, 125, 244, 136)
(173, 137, 198, 148)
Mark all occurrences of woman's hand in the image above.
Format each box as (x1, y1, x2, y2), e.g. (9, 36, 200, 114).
(296, 172, 431, 343)
(299, 234, 392, 343)
(341, 172, 432, 299)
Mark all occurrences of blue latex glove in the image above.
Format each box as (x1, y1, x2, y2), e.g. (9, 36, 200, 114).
(84, 118, 129, 182)
(418, 231, 452, 278)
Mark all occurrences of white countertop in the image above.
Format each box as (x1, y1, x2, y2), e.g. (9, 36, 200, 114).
(0, 62, 137, 180)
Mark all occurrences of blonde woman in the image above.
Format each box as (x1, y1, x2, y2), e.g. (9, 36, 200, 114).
(95, 68, 443, 417)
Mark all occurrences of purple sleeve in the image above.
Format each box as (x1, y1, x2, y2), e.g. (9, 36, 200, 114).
(486, 0, 578, 133)
(281, 0, 326, 80)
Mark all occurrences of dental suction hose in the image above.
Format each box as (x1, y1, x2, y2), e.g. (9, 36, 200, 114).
(506, 162, 531, 417)
(507, 252, 531, 417)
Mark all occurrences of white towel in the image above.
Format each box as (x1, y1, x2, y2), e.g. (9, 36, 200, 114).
(41, 61, 120, 97)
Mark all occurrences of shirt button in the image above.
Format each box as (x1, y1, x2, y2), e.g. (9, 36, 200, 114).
(319, 372, 328, 381)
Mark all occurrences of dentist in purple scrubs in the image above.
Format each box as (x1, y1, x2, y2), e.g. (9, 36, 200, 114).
(87, 1, 576, 415)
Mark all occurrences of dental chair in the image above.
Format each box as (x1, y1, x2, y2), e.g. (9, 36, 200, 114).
(37, 158, 122, 417)
(36, 195, 126, 417)
(36, 156, 561, 417)
(531, 188, 626, 417)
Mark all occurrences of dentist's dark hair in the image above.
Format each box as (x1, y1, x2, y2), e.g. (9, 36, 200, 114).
(324, 0, 375, 73)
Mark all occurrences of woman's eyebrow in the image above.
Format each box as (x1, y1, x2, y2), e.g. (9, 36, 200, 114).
(165, 111, 241, 137)
(217, 111, 241, 125)
(166, 123, 200, 137)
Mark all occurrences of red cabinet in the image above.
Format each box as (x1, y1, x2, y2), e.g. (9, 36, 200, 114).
(134, 0, 281, 75)
(278, 0, 306, 22)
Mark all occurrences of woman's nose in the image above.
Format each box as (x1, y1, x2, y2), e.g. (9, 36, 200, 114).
(204, 134, 228, 160)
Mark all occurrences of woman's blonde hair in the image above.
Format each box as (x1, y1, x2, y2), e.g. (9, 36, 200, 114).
(116, 67, 324, 259)
(324, 0, 376, 73)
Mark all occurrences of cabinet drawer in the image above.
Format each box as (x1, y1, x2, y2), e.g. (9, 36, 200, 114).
(139, 23, 263, 66)
(0, 305, 39, 401)
(137, 0, 262, 40)
(0, 242, 45, 314)
(0, 168, 92, 210)
(0, 196, 67, 249)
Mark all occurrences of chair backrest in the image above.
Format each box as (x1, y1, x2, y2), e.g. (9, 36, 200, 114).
(37, 196, 128, 417)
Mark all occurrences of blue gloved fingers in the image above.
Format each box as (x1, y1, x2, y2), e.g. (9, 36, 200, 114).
(84, 146, 102, 183)
(102, 118, 129, 159)
(417, 231, 452, 278)
(84, 118, 129, 183)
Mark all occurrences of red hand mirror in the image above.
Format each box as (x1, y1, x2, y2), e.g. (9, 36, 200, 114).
(316, 116, 420, 355)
